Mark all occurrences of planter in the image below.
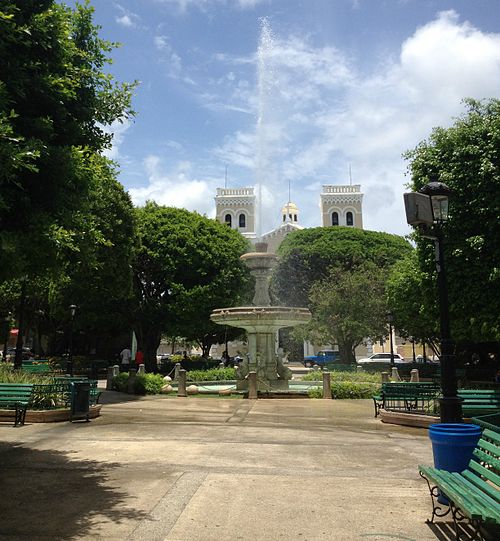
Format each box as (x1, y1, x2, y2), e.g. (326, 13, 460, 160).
(1, 405, 102, 424)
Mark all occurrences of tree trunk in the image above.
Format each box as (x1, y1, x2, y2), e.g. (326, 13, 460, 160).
(338, 341, 356, 364)
(136, 327, 161, 372)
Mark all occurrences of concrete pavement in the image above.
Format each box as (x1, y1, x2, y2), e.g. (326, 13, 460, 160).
(0, 388, 454, 540)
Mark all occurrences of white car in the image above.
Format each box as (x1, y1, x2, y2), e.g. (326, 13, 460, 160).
(357, 353, 405, 364)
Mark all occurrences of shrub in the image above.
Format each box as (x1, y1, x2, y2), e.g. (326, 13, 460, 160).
(112, 372, 129, 392)
(112, 372, 165, 395)
(307, 380, 380, 399)
(187, 368, 236, 381)
(134, 373, 165, 395)
(302, 370, 380, 383)
(0, 364, 52, 384)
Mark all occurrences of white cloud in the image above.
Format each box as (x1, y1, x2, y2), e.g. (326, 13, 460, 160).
(115, 4, 141, 28)
(208, 10, 500, 235)
(154, 34, 195, 84)
(154, 0, 268, 13)
(130, 11, 500, 236)
(101, 119, 133, 160)
(129, 156, 216, 216)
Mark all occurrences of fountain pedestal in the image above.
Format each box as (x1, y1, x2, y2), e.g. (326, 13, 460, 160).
(210, 244, 311, 392)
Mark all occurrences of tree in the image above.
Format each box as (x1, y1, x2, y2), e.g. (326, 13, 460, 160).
(386, 251, 439, 349)
(132, 204, 249, 371)
(404, 98, 500, 345)
(307, 263, 388, 363)
(0, 154, 136, 358)
(273, 226, 412, 307)
(0, 1, 135, 281)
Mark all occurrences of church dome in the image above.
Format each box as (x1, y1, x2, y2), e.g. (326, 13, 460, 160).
(281, 201, 299, 223)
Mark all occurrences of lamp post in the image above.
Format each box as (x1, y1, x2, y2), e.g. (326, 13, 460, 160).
(67, 305, 77, 376)
(386, 310, 395, 367)
(404, 181, 462, 422)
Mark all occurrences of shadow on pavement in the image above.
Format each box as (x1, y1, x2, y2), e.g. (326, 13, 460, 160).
(427, 521, 498, 540)
(0, 441, 148, 540)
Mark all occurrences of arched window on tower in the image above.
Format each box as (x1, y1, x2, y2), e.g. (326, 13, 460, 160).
(293, 214, 297, 222)
(332, 212, 339, 226)
(239, 213, 246, 228)
(346, 211, 354, 226)
(224, 214, 232, 227)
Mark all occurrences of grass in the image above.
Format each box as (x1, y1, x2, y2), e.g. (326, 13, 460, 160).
(302, 370, 381, 383)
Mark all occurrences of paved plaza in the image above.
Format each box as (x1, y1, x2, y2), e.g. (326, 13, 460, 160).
(0, 388, 461, 541)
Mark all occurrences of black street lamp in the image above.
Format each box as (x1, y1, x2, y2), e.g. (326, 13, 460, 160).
(404, 181, 462, 422)
(67, 305, 77, 376)
(386, 310, 395, 367)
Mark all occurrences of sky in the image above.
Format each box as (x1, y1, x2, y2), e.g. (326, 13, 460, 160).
(69, 0, 500, 236)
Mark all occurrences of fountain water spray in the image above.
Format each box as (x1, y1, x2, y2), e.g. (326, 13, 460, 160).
(256, 17, 274, 240)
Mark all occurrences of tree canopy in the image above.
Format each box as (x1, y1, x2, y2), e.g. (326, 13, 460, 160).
(0, 0, 135, 280)
(131, 204, 250, 370)
(404, 98, 500, 344)
(273, 226, 412, 307)
(308, 262, 388, 363)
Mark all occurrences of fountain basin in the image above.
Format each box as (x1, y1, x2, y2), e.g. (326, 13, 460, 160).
(210, 306, 311, 332)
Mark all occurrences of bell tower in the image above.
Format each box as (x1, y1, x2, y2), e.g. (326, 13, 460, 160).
(215, 187, 256, 239)
(320, 184, 363, 229)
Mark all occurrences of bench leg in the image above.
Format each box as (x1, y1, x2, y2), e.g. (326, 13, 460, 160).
(373, 398, 383, 417)
(419, 472, 486, 541)
(419, 471, 451, 524)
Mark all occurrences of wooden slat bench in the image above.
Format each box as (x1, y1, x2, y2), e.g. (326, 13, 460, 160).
(419, 428, 500, 540)
(459, 389, 500, 418)
(0, 383, 34, 426)
(373, 382, 441, 417)
(53, 377, 102, 406)
(22, 362, 51, 374)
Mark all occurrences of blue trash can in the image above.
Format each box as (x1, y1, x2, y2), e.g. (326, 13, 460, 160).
(428, 423, 482, 504)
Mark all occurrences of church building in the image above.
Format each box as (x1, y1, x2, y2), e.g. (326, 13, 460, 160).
(215, 183, 364, 252)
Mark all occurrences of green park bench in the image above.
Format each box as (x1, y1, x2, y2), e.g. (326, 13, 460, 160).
(458, 389, 500, 418)
(372, 382, 441, 417)
(52, 377, 102, 406)
(22, 360, 51, 374)
(0, 383, 34, 426)
(419, 428, 500, 540)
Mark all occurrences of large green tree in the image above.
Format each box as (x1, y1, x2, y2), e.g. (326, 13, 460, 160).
(273, 227, 412, 362)
(0, 0, 135, 280)
(132, 204, 249, 371)
(0, 154, 136, 359)
(273, 226, 412, 307)
(404, 98, 500, 345)
(307, 262, 388, 363)
(386, 251, 438, 347)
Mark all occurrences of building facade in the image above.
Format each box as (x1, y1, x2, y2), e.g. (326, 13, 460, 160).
(214, 183, 364, 253)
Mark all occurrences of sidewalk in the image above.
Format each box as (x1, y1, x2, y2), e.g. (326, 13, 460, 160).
(0, 389, 445, 540)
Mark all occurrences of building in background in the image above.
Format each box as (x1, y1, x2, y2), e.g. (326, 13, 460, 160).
(214, 183, 364, 253)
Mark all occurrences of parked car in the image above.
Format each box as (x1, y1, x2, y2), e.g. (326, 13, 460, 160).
(356, 353, 405, 365)
(303, 349, 341, 367)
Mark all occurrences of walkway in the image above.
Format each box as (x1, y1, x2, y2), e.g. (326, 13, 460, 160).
(0, 390, 448, 540)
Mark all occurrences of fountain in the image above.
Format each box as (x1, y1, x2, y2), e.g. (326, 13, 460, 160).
(211, 20, 311, 394)
(210, 242, 311, 392)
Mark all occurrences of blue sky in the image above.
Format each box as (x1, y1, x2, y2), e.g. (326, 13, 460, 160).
(72, 1, 500, 235)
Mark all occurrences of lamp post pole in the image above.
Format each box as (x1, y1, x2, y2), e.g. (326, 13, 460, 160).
(67, 305, 77, 377)
(386, 310, 395, 368)
(419, 181, 462, 423)
(434, 224, 462, 422)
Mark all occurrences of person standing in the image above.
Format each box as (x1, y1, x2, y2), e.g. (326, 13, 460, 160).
(135, 349, 144, 368)
(120, 346, 132, 371)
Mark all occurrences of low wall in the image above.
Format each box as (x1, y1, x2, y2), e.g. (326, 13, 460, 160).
(0, 405, 102, 424)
